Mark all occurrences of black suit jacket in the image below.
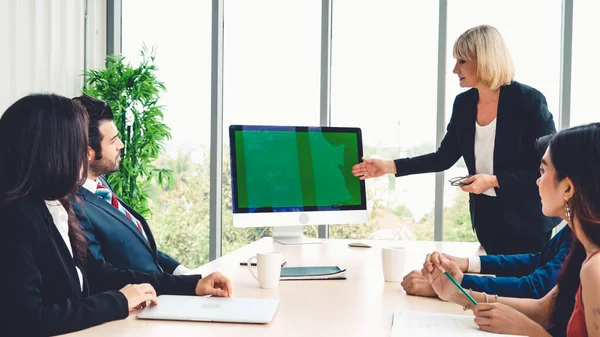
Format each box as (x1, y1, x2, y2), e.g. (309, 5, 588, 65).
(0, 196, 202, 337)
(394, 81, 561, 236)
(73, 176, 180, 274)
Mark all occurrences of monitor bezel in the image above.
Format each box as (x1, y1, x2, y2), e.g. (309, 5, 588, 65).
(229, 124, 367, 215)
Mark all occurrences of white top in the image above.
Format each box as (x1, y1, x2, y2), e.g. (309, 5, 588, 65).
(474, 118, 497, 197)
(83, 178, 191, 275)
(45, 200, 84, 291)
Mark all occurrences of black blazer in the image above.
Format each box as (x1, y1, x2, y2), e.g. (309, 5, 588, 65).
(0, 196, 202, 337)
(394, 81, 561, 236)
(73, 176, 180, 274)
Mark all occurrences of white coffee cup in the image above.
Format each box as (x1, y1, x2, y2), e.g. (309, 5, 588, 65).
(382, 247, 405, 282)
(247, 252, 282, 289)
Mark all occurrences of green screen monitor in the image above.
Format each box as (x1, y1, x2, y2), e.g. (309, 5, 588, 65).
(229, 125, 367, 244)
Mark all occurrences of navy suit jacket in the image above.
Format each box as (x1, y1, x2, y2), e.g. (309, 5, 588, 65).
(461, 224, 572, 298)
(394, 81, 561, 237)
(73, 177, 181, 274)
(0, 196, 201, 337)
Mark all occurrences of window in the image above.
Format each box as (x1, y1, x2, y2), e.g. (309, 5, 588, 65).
(330, 0, 439, 241)
(444, 0, 562, 241)
(122, 0, 212, 266)
(446, 0, 562, 119)
(222, 0, 321, 253)
(571, 0, 600, 127)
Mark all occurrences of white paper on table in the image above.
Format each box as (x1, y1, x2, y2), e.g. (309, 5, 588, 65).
(391, 310, 526, 337)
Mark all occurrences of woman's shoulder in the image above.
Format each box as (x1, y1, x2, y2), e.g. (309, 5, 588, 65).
(0, 197, 47, 229)
(452, 88, 479, 112)
(504, 81, 545, 100)
(580, 250, 600, 286)
(0, 195, 44, 211)
(455, 87, 478, 102)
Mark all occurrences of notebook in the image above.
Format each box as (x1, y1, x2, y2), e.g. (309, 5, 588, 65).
(137, 295, 280, 324)
(391, 310, 525, 337)
(280, 266, 346, 280)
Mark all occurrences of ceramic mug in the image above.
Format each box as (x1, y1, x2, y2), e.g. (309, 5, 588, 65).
(247, 252, 283, 289)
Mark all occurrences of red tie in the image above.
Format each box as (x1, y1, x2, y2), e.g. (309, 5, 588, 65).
(95, 182, 146, 238)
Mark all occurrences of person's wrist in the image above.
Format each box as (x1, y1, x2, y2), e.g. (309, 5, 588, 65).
(451, 289, 471, 307)
(194, 279, 205, 296)
(491, 175, 499, 188)
(524, 318, 549, 336)
(459, 257, 469, 272)
(387, 160, 397, 175)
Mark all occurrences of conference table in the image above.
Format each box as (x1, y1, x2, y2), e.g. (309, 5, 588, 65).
(63, 238, 482, 336)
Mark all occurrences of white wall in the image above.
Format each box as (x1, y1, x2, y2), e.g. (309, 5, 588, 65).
(0, 0, 107, 111)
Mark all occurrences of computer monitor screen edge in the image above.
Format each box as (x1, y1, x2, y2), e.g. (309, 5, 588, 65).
(229, 125, 368, 245)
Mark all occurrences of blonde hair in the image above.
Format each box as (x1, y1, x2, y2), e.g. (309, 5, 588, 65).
(453, 25, 514, 90)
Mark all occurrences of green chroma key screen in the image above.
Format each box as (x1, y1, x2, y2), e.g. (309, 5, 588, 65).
(229, 125, 366, 212)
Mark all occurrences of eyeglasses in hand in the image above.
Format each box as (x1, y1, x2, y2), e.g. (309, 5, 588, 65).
(449, 175, 473, 187)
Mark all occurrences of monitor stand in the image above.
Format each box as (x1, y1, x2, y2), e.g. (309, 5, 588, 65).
(272, 226, 321, 245)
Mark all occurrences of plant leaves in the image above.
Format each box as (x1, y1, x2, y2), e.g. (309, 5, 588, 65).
(83, 47, 173, 218)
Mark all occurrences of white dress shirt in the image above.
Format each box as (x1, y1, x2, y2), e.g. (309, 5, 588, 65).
(467, 256, 482, 273)
(45, 200, 84, 291)
(83, 178, 191, 275)
(474, 118, 497, 197)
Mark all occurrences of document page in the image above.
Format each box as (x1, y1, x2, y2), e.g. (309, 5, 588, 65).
(391, 310, 525, 337)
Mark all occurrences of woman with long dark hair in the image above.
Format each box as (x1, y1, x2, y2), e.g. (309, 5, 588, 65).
(422, 122, 600, 336)
(0, 94, 232, 337)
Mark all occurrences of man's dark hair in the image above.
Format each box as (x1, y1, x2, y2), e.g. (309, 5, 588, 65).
(72, 95, 114, 160)
(0, 93, 89, 262)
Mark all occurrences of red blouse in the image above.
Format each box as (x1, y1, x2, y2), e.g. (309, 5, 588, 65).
(566, 250, 600, 337)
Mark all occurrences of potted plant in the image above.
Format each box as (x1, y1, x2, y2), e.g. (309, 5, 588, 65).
(83, 47, 173, 217)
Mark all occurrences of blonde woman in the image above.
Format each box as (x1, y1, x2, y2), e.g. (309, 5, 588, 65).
(352, 25, 560, 255)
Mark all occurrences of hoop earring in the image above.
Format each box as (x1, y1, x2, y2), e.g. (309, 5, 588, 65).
(564, 200, 572, 220)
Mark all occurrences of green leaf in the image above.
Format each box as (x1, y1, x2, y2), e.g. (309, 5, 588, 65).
(84, 46, 171, 218)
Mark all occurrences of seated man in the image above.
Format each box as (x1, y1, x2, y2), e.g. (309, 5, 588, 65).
(401, 222, 571, 299)
(72, 95, 190, 275)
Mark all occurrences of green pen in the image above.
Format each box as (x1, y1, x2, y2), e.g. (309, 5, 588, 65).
(443, 269, 478, 306)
